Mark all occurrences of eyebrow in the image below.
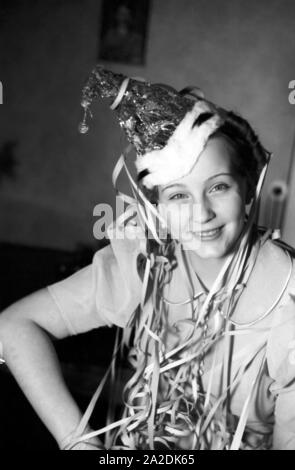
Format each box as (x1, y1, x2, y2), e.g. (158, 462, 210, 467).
(161, 172, 233, 193)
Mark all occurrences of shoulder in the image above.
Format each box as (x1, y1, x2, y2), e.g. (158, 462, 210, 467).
(269, 236, 295, 259)
(93, 236, 144, 288)
(255, 236, 295, 316)
(261, 238, 295, 385)
(254, 236, 294, 293)
(259, 236, 294, 268)
(91, 236, 145, 327)
(232, 234, 293, 324)
(48, 236, 145, 331)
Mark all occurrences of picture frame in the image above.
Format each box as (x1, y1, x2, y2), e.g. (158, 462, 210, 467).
(98, 0, 150, 66)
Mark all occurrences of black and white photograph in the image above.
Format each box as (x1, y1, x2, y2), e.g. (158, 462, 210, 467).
(0, 0, 295, 454)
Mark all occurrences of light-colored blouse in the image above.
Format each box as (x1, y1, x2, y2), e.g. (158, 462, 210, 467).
(48, 232, 295, 450)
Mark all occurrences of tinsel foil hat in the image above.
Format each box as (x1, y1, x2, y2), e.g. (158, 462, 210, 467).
(80, 65, 224, 189)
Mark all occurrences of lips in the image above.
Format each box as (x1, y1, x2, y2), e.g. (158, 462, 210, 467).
(194, 226, 223, 240)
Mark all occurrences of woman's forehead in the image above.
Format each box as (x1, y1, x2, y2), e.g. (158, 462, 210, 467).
(160, 137, 235, 191)
(196, 138, 234, 173)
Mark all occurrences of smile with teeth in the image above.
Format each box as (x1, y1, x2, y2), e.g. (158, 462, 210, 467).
(194, 226, 223, 240)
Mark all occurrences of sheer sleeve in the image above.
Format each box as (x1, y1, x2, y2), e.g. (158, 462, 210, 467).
(47, 237, 143, 335)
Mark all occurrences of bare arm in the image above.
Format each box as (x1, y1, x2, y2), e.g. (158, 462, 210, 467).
(0, 288, 100, 449)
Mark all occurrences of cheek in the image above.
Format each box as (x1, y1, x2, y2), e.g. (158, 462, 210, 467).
(215, 194, 245, 223)
(158, 203, 191, 232)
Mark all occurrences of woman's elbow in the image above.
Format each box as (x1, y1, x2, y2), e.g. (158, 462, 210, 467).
(0, 288, 69, 341)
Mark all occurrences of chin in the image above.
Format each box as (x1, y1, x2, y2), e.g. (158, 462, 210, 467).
(180, 236, 235, 259)
(191, 247, 227, 259)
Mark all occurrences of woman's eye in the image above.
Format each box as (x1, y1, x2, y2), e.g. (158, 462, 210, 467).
(210, 183, 229, 193)
(168, 193, 188, 201)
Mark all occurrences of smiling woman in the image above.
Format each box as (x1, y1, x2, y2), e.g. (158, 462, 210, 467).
(158, 138, 248, 267)
(0, 66, 295, 450)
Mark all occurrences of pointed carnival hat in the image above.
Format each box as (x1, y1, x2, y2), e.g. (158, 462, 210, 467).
(79, 65, 225, 188)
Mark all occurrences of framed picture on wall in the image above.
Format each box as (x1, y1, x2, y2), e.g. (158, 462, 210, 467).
(98, 0, 150, 65)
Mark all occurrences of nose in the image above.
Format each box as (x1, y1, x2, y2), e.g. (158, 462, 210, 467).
(191, 194, 215, 226)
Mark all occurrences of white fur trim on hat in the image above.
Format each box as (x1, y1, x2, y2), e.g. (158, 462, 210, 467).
(135, 101, 222, 188)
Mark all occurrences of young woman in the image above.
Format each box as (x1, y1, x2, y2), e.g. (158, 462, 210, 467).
(0, 66, 294, 450)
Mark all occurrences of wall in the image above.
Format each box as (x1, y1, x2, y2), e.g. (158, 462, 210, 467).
(0, 0, 294, 250)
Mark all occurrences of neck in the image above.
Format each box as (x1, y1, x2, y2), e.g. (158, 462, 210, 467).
(187, 251, 230, 291)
